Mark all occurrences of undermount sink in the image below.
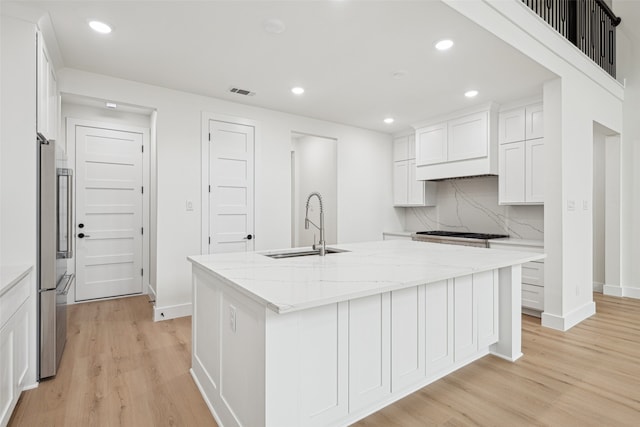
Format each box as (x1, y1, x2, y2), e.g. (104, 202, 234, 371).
(263, 247, 350, 259)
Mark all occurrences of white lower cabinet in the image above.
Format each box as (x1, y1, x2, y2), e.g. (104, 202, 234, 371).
(0, 324, 14, 426)
(489, 241, 544, 315)
(193, 267, 502, 427)
(0, 273, 31, 427)
(349, 294, 391, 411)
(391, 286, 425, 392)
(521, 261, 544, 311)
(425, 280, 453, 376)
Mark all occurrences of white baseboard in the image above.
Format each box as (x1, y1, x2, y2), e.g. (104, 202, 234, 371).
(592, 281, 604, 293)
(603, 284, 640, 299)
(541, 301, 596, 331)
(154, 302, 192, 321)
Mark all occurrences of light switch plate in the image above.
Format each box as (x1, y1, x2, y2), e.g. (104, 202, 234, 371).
(186, 200, 194, 211)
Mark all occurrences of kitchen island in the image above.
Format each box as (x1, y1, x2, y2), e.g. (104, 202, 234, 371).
(188, 240, 544, 427)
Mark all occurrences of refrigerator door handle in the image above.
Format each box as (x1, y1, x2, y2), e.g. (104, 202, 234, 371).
(58, 168, 73, 259)
(57, 273, 74, 296)
(66, 171, 73, 258)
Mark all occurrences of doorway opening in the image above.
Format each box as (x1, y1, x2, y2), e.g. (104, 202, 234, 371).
(592, 122, 621, 294)
(291, 132, 337, 248)
(61, 94, 154, 303)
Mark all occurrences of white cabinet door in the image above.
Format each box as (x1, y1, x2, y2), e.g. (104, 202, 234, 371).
(453, 275, 476, 362)
(407, 133, 416, 159)
(393, 161, 409, 206)
(393, 136, 410, 162)
(0, 324, 14, 426)
(499, 108, 526, 144)
(525, 103, 544, 140)
(526, 138, 545, 203)
(394, 160, 435, 207)
(476, 271, 499, 349)
(499, 142, 525, 204)
(425, 280, 453, 376)
(391, 286, 425, 392)
(37, 31, 58, 141)
(13, 304, 29, 389)
(416, 122, 447, 166)
(47, 64, 58, 141)
(447, 111, 488, 162)
(407, 159, 425, 206)
(349, 293, 391, 412)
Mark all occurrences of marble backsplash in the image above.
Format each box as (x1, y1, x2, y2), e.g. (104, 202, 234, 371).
(405, 176, 544, 240)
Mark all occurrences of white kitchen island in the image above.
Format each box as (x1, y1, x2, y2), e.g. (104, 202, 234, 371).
(187, 240, 544, 427)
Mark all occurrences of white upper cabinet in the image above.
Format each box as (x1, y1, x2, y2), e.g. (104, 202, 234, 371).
(393, 135, 436, 207)
(37, 31, 58, 142)
(498, 141, 526, 204)
(498, 109, 525, 144)
(416, 122, 447, 166)
(525, 103, 544, 140)
(498, 101, 544, 205)
(447, 111, 488, 162)
(413, 103, 498, 181)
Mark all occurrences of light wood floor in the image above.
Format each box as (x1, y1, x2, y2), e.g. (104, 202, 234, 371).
(10, 293, 640, 426)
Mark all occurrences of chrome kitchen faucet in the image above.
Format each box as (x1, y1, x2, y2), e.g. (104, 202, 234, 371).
(304, 192, 326, 256)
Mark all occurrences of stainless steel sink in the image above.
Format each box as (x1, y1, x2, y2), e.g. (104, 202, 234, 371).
(263, 247, 349, 259)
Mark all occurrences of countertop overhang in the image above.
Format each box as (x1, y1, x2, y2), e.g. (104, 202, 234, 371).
(188, 240, 545, 314)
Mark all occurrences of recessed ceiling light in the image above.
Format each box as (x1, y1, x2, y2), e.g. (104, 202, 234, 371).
(464, 90, 479, 98)
(89, 20, 112, 34)
(435, 39, 454, 51)
(105, 102, 117, 109)
(384, 117, 395, 124)
(291, 87, 305, 95)
(263, 18, 286, 34)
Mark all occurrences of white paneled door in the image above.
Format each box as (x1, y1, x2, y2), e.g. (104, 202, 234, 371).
(208, 120, 255, 253)
(75, 125, 143, 301)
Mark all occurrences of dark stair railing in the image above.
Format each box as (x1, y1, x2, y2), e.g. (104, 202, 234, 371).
(522, 0, 621, 78)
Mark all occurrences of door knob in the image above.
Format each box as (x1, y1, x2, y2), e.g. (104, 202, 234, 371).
(78, 233, 91, 238)
(244, 234, 253, 240)
(78, 223, 84, 228)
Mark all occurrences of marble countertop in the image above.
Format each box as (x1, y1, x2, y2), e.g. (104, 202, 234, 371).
(188, 240, 545, 314)
(488, 238, 544, 248)
(382, 231, 413, 236)
(0, 265, 33, 297)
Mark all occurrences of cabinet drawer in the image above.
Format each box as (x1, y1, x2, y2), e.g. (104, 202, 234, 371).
(522, 283, 544, 310)
(0, 277, 29, 328)
(522, 261, 544, 286)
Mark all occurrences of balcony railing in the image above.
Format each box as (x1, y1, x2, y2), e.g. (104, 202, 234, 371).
(522, 0, 621, 78)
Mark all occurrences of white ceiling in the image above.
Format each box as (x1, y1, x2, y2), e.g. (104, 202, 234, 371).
(14, 1, 557, 134)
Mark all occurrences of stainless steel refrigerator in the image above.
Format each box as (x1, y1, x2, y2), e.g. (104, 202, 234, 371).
(38, 134, 74, 380)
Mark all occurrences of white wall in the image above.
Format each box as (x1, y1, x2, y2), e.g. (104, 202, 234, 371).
(445, 0, 624, 330)
(58, 68, 401, 317)
(292, 134, 337, 247)
(614, 6, 640, 296)
(0, 13, 39, 388)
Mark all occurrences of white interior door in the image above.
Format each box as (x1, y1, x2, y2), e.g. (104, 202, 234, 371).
(75, 125, 143, 301)
(208, 120, 255, 253)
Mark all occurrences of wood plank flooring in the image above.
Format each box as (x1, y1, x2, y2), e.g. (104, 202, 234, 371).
(9, 296, 216, 427)
(9, 293, 640, 426)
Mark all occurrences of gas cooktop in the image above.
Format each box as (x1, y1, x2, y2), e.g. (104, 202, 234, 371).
(414, 231, 509, 240)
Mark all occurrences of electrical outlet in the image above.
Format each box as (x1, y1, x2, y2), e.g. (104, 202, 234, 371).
(229, 305, 237, 332)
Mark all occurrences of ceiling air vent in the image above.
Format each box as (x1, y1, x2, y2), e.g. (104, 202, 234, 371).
(229, 87, 256, 96)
